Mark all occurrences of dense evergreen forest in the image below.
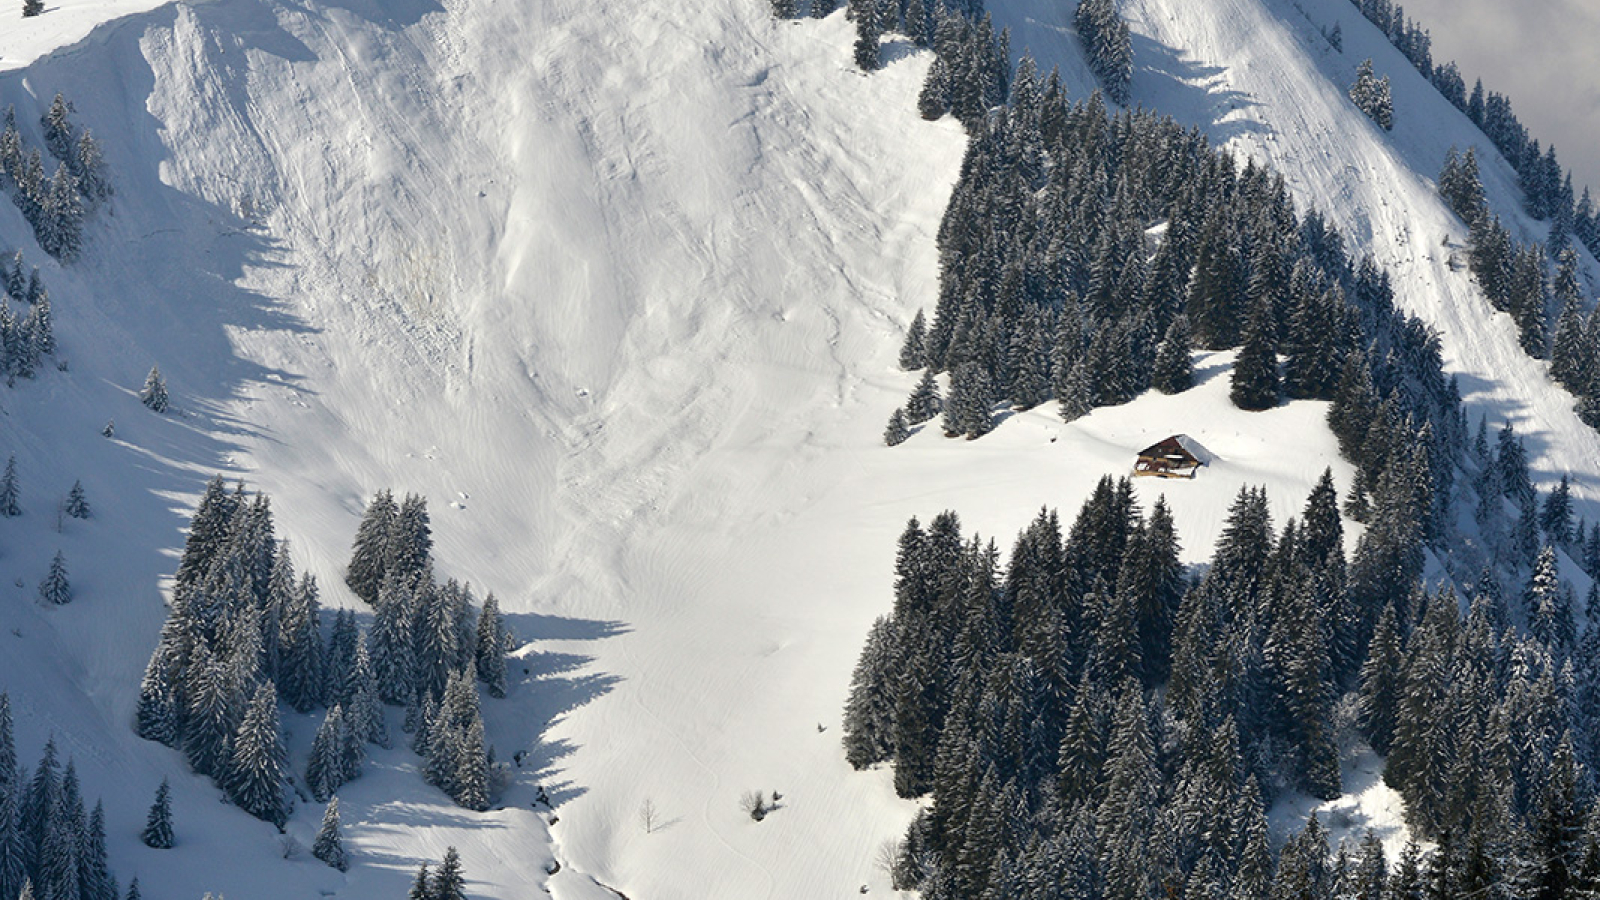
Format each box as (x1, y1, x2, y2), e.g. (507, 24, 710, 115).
(812, 0, 1600, 894)
(136, 480, 514, 826)
(845, 478, 1600, 897)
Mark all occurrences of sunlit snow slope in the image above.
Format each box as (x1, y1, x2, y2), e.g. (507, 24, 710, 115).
(0, 0, 1595, 896)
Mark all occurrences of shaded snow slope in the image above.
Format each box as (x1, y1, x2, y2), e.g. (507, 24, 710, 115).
(0, 0, 1594, 896)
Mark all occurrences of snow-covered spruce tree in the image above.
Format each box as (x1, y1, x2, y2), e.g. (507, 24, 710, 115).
(841, 615, 897, 768)
(306, 705, 348, 802)
(224, 682, 290, 829)
(474, 594, 509, 699)
(40, 165, 83, 261)
(40, 95, 71, 162)
(407, 865, 431, 900)
(1229, 299, 1280, 410)
(904, 369, 940, 425)
(941, 361, 992, 439)
(899, 309, 927, 370)
(432, 847, 467, 900)
(346, 631, 390, 746)
(139, 365, 168, 412)
(1074, 0, 1131, 104)
(455, 718, 489, 812)
(141, 779, 173, 849)
(274, 573, 323, 714)
(324, 609, 358, 708)
(74, 131, 109, 205)
(385, 493, 433, 593)
(21, 0, 43, 16)
(38, 551, 70, 605)
(83, 800, 115, 900)
(883, 408, 911, 446)
(0, 782, 24, 900)
(853, 9, 881, 71)
(0, 455, 19, 516)
(64, 480, 89, 519)
(345, 489, 396, 604)
(312, 798, 348, 871)
(183, 643, 240, 779)
(1149, 315, 1191, 394)
(1349, 59, 1393, 130)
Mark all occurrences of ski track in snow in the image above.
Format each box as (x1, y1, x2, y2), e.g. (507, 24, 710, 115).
(0, 0, 1593, 894)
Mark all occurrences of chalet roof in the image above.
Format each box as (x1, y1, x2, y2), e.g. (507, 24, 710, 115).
(1136, 434, 1213, 465)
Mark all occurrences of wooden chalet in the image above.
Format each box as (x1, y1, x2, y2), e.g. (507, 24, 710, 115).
(1133, 435, 1208, 479)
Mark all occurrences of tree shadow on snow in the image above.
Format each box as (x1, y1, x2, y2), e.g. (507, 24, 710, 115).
(491, 612, 627, 808)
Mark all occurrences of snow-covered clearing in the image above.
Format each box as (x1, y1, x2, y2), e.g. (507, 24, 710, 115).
(0, 0, 1592, 895)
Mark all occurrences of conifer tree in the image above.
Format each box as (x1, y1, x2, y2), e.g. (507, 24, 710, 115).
(278, 574, 325, 713)
(474, 594, 509, 699)
(408, 865, 431, 900)
(854, 10, 881, 71)
(918, 55, 950, 121)
(346, 632, 389, 746)
(312, 798, 348, 871)
(346, 489, 397, 604)
(0, 456, 19, 517)
(385, 494, 433, 593)
(455, 718, 489, 812)
(307, 706, 348, 802)
(141, 779, 173, 849)
(124, 878, 139, 900)
(22, 0, 43, 16)
(64, 480, 89, 519)
(1541, 474, 1574, 546)
(37, 551, 69, 605)
(1350, 59, 1393, 129)
(139, 366, 168, 412)
(1357, 602, 1404, 754)
(1096, 684, 1158, 900)
(842, 616, 898, 769)
(900, 309, 928, 370)
(1150, 315, 1192, 394)
(39, 762, 81, 900)
(884, 408, 911, 446)
(371, 572, 416, 705)
(135, 642, 180, 746)
(433, 847, 466, 900)
(1230, 297, 1280, 411)
(223, 682, 290, 829)
(0, 784, 24, 900)
(942, 362, 993, 439)
(81, 800, 113, 900)
(905, 369, 940, 424)
(1527, 546, 1576, 651)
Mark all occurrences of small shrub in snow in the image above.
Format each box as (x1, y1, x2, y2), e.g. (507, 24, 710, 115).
(740, 790, 768, 821)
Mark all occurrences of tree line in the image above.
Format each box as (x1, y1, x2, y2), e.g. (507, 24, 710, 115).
(845, 472, 1600, 898)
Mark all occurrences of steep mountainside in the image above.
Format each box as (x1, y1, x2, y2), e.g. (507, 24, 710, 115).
(0, 0, 1594, 896)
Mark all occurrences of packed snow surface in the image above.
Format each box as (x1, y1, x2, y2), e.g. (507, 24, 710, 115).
(0, 0, 1594, 895)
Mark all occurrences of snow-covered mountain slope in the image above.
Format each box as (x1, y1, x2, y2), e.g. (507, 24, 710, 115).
(0, 0, 1595, 896)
